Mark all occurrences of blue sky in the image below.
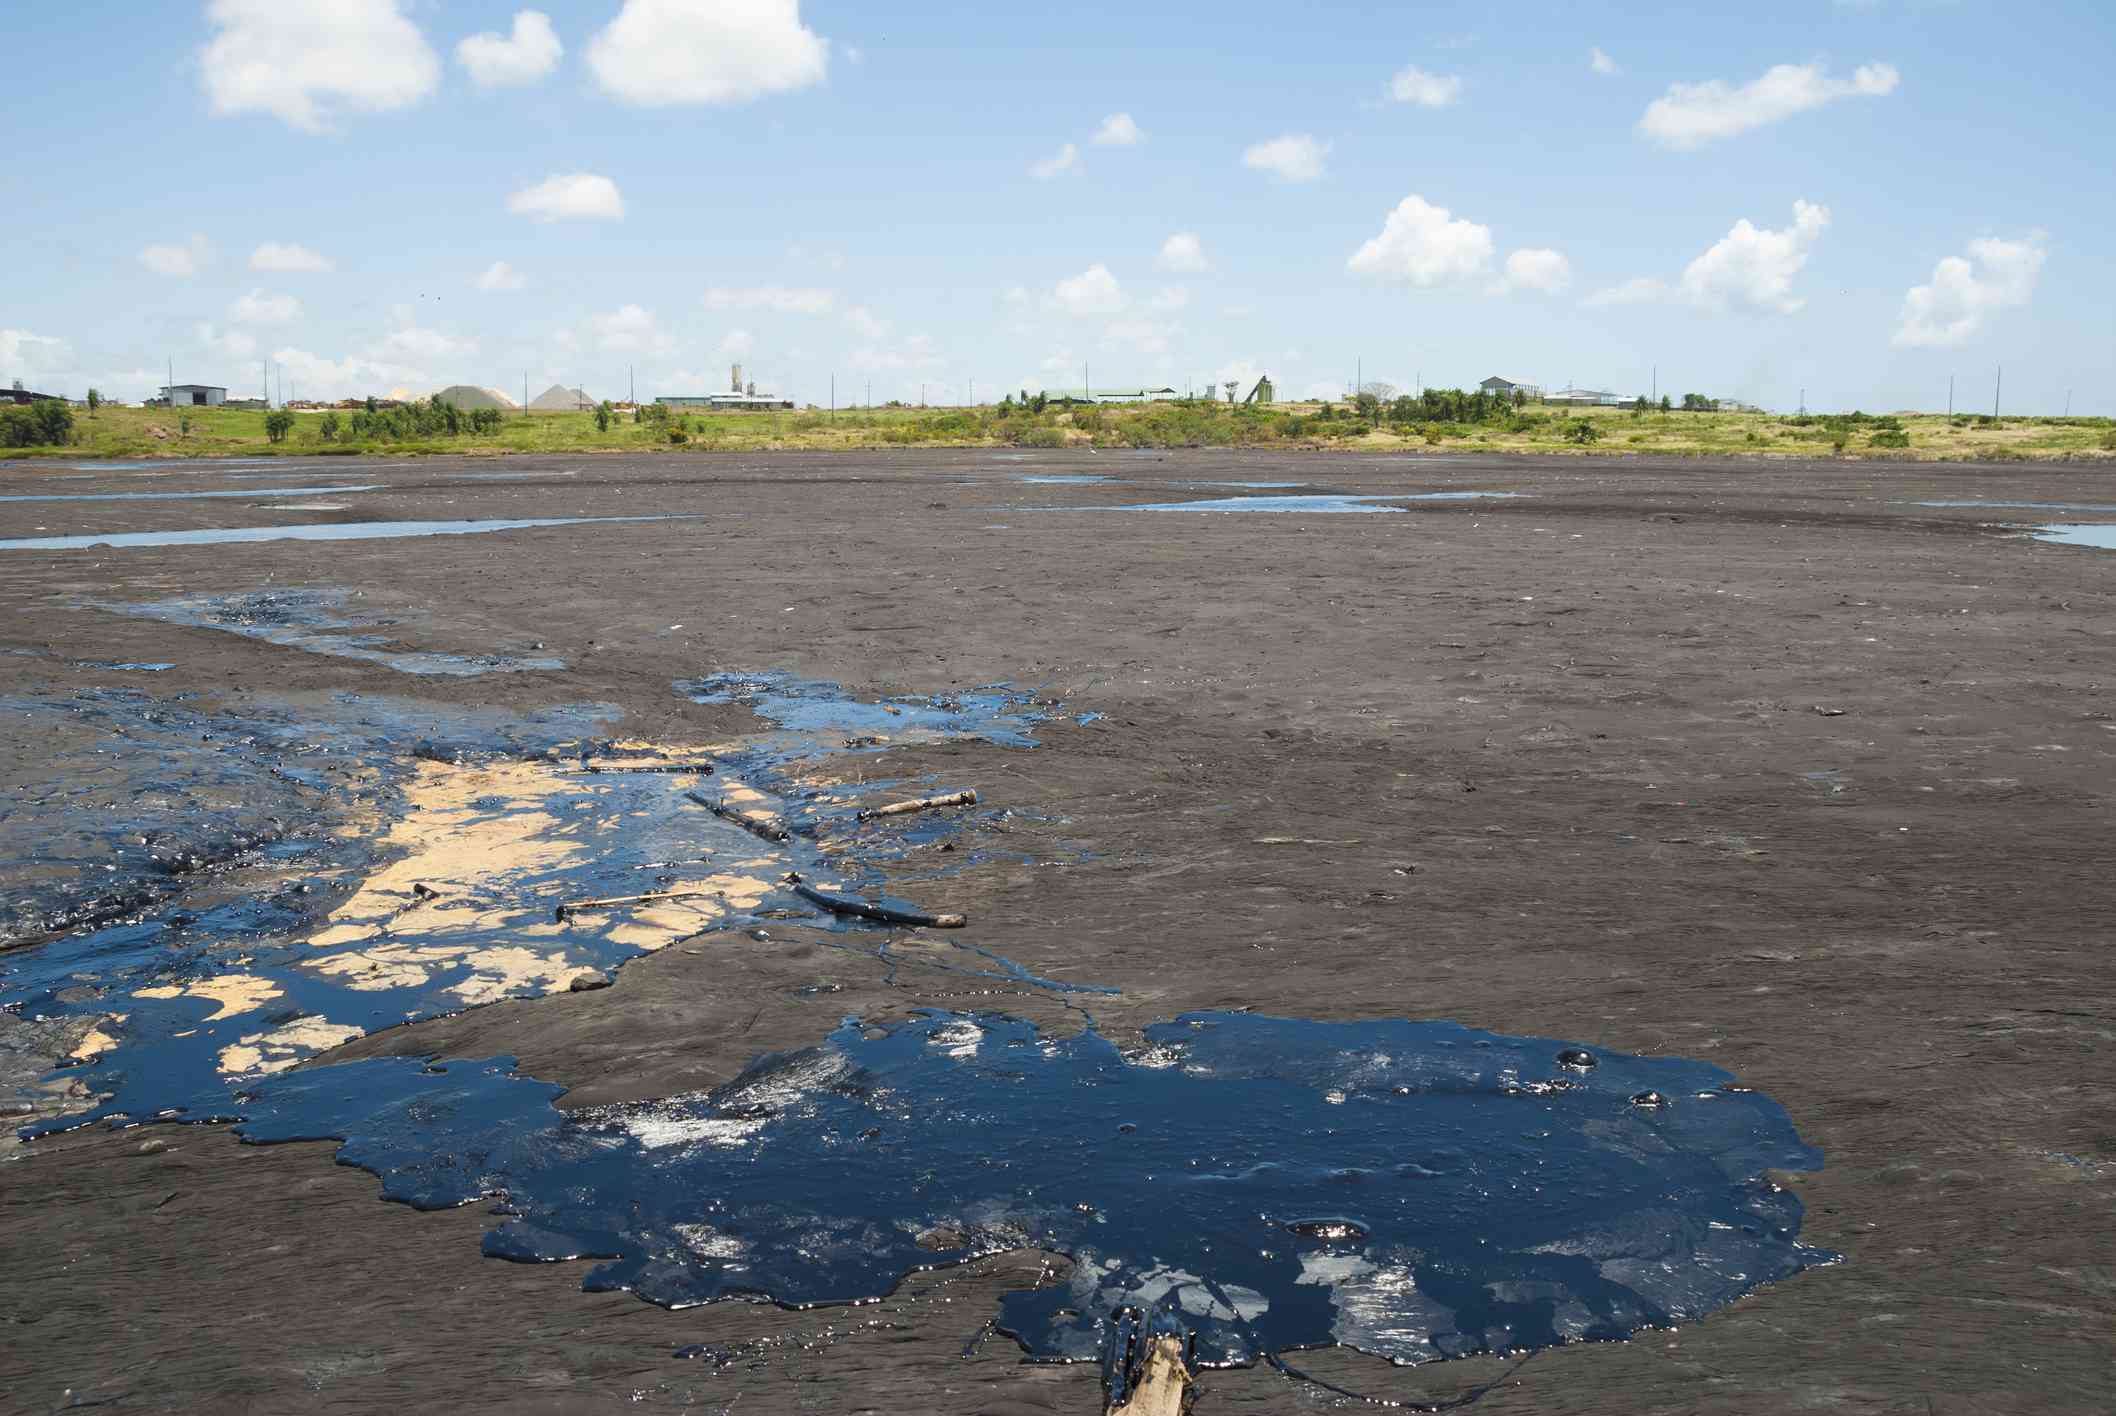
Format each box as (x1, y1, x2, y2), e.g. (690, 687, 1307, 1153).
(3, 0, 2111, 413)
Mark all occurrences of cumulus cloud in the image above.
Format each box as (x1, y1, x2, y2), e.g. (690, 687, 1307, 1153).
(508, 173, 625, 222)
(1494, 247, 1572, 295)
(269, 346, 431, 401)
(457, 9, 563, 88)
(231, 289, 302, 325)
(587, 0, 828, 107)
(588, 303, 674, 353)
(195, 323, 258, 362)
(2, 329, 73, 382)
(249, 242, 333, 273)
(1347, 195, 1494, 286)
(845, 306, 889, 340)
(1586, 200, 1831, 313)
(1050, 264, 1126, 316)
(140, 235, 210, 278)
(1590, 47, 1619, 76)
(1093, 113, 1143, 146)
(375, 320, 477, 361)
(1893, 235, 2046, 348)
(1104, 318, 1176, 356)
(1242, 134, 1329, 182)
(1031, 143, 1080, 180)
(201, 0, 440, 133)
(850, 333, 941, 371)
(475, 260, 527, 292)
(717, 329, 755, 358)
(1639, 61, 1900, 149)
(1157, 232, 1210, 273)
(702, 285, 835, 314)
(1148, 286, 1189, 312)
(1388, 65, 1463, 107)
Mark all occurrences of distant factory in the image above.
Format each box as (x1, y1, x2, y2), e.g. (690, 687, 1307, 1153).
(657, 365, 792, 412)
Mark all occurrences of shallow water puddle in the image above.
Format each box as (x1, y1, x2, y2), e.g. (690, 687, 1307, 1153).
(0, 514, 694, 551)
(102, 588, 568, 676)
(1915, 499, 2116, 512)
(1018, 474, 1120, 485)
(2031, 523, 2116, 551)
(236, 1011, 1830, 1378)
(680, 670, 1046, 749)
(1045, 492, 1520, 514)
(0, 484, 380, 504)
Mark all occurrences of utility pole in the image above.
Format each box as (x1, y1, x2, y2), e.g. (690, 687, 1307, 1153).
(629, 365, 635, 406)
(1652, 364, 1657, 403)
(1084, 362, 1089, 401)
(829, 373, 834, 417)
(2065, 388, 2072, 416)
(263, 358, 269, 407)
(524, 371, 529, 417)
(1357, 357, 1362, 398)
(1948, 374, 1954, 415)
(1994, 366, 2002, 418)
(865, 379, 871, 409)
(1798, 387, 1806, 416)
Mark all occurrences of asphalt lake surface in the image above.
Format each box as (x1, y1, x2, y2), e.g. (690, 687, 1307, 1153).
(0, 514, 695, 551)
(102, 588, 570, 676)
(5, 664, 1830, 1400)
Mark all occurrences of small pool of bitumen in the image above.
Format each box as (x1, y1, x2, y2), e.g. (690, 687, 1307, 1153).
(1042, 492, 1520, 514)
(4, 668, 1831, 1398)
(0, 514, 696, 551)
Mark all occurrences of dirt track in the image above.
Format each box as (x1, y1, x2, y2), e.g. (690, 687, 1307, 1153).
(2, 449, 2112, 1415)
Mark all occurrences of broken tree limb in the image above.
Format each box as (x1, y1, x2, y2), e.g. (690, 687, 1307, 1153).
(555, 890, 720, 922)
(574, 761, 716, 775)
(685, 790, 792, 843)
(783, 872, 966, 929)
(857, 788, 978, 822)
(1109, 1336, 1191, 1416)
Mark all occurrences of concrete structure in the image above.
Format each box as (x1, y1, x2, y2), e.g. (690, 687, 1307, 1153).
(1242, 375, 1275, 405)
(158, 384, 227, 407)
(529, 384, 595, 412)
(3, 382, 65, 405)
(1545, 385, 1628, 407)
(1479, 376, 1542, 399)
(432, 385, 517, 411)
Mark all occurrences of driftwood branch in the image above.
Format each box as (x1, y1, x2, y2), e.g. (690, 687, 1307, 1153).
(1109, 1336, 1191, 1416)
(555, 890, 720, 922)
(857, 788, 978, 821)
(783, 872, 966, 929)
(570, 761, 717, 776)
(686, 791, 792, 843)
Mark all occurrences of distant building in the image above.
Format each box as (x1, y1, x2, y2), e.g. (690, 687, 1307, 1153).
(656, 393, 795, 412)
(1044, 386, 1179, 405)
(1478, 376, 1542, 399)
(1545, 385, 1626, 407)
(1243, 375, 1275, 405)
(158, 384, 227, 407)
(3, 382, 64, 405)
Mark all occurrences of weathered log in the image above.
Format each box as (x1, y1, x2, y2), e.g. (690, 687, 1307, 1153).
(856, 788, 978, 821)
(783, 872, 966, 929)
(557, 761, 716, 775)
(1109, 1336, 1190, 1416)
(555, 890, 720, 922)
(686, 790, 792, 843)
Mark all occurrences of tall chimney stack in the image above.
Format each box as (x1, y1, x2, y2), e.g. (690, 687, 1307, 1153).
(730, 363, 742, 393)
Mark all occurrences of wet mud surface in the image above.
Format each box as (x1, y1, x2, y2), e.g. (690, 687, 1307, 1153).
(2, 449, 2113, 1414)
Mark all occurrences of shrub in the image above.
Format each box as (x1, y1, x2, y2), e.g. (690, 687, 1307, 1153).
(468, 407, 502, 434)
(264, 410, 295, 443)
(1565, 418, 1600, 444)
(594, 401, 612, 433)
(86, 388, 102, 415)
(668, 429, 689, 445)
(1831, 436, 1848, 454)
(2101, 428, 2116, 451)
(1015, 426, 1067, 449)
(318, 411, 342, 442)
(1870, 430, 1911, 449)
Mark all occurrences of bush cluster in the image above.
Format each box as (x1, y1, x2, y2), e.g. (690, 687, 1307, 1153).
(0, 398, 74, 448)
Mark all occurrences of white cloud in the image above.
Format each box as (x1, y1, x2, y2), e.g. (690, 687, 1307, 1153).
(1242, 134, 1329, 182)
(140, 235, 209, 278)
(457, 9, 563, 88)
(1893, 235, 2046, 348)
(845, 306, 890, 340)
(1590, 47, 1619, 76)
(376, 321, 477, 361)
(1347, 195, 1494, 286)
(718, 329, 756, 358)
(200, 0, 441, 134)
(476, 260, 527, 292)
(1093, 113, 1143, 146)
(1050, 264, 1125, 316)
(1587, 200, 1831, 314)
(1031, 142, 1080, 180)
(587, 0, 828, 107)
(1, 329, 72, 382)
(1104, 319, 1176, 356)
(508, 173, 625, 222)
(1639, 61, 1900, 149)
(250, 242, 333, 273)
(702, 285, 835, 314)
(588, 304, 674, 353)
(231, 289, 302, 325)
(1148, 286, 1189, 312)
(196, 323, 260, 361)
(1494, 247, 1572, 295)
(1388, 65, 1463, 108)
(850, 333, 940, 371)
(1157, 232, 1210, 273)
(269, 346, 430, 401)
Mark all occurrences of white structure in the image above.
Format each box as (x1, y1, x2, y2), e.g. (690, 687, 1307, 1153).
(1478, 376, 1542, 399)
(159, 384, 227, 407)
(1046, 386, 1178, 405)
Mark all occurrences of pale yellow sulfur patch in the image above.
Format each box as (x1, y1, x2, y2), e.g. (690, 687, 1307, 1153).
(130, 974, 282, 1020)
(218, 1016, 365, 1076)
